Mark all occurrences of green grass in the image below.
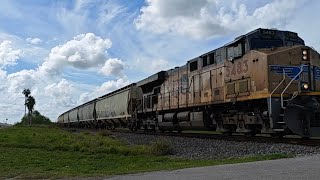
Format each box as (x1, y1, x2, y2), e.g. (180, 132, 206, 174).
(0, 126, 293, 179)
(0, 126, 147, 155)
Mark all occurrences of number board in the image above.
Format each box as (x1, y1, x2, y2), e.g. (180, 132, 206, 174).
(226, 60, 249, 78)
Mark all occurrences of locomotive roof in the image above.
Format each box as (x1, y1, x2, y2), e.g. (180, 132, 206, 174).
(188, 28, 304, 62)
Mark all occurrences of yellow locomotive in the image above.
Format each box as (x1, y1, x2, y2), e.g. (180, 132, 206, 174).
(58, 28, 320, 138)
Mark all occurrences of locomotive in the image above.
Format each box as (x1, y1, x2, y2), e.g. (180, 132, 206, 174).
(58, 28, 320, 138)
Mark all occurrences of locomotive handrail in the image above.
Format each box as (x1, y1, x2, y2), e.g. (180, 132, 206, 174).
(280, 64, 307, 108)
(269, 69, 286, 120)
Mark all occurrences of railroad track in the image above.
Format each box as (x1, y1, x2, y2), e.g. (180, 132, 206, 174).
(110, 129, 320, 147)
(67, 128, 320, 147)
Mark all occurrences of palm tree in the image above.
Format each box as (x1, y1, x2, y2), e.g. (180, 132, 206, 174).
(22, 89, 31, 116)
(26, 96, 36, 125)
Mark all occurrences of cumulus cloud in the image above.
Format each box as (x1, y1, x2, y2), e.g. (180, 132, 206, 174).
(0, 40, 22, 68)
(26, 37, 42, 45)
(6, 69, 37, 93)
(135, 0, 304, 39)
(0, 33, 48, 64)
(39, 33, 112, 75)
(44, 79, 76, 107)
(99, 58, 125, 77)
(0, 69, 6, 90)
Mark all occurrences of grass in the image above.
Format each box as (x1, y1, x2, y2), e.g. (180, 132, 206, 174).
(0, 126, 293, 179)
(0, 126, 147, 155)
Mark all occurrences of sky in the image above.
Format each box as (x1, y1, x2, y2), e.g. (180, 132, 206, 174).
(1, 0, 320, 124)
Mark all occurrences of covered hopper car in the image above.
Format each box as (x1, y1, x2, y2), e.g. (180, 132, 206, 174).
(58, 28, 320, 138)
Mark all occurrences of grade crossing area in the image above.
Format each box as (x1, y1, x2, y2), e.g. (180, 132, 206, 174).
(107, 154, 320, 180)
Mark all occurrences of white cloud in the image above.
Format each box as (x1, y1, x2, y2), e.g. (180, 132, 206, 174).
(99, 58, 125, 77)
(95, 78, 129, 95)
(0, 69, 6, 90)
(56, 0, 126, 36)
(97, 1, 126, 26)
(6, 69, 38, 93)
(134, 58, 172, 73)
(26, 37, 42, 45)
(0, 33, 48, 65)
(0, 40, 22, 68)
(39, 33, 112, 75)
(56, 2, 89, 36)
(135, 0, 304, 39)
(44, 79, 76, 107)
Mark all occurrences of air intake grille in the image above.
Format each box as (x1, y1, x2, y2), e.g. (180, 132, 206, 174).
(226, 83, 235, 95)
(238, 80, 249, 93)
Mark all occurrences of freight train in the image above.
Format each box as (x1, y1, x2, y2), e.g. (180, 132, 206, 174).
(57, 28, 320, 138)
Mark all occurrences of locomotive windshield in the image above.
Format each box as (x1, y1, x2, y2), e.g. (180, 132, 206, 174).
(250, 38, 283, 49)
(248, 29, 305, 50)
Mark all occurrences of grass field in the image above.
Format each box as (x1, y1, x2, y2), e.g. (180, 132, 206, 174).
(0, 126, 292, 179)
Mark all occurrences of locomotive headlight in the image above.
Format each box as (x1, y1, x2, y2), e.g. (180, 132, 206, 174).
(302, 49, 309, 61)
(302, 83, 309, 90)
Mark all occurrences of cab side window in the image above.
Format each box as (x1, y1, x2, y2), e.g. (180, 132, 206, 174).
(190, 61, 198, 71)
(227, 41, 245, 61)
(202, 53, 215, 68)
(202, 56, 208, 67)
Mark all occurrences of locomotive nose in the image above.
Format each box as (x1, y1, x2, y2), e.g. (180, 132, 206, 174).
(284, 96, 320, 137)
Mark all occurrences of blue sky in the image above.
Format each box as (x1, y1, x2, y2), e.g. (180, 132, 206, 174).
(0, 0, 320, 124)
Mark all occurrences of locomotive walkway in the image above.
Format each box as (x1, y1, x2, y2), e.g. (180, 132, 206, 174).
(107, 154, 320, 180)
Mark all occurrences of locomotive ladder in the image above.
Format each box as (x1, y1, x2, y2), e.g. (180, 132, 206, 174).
(280, 64, 308, 109)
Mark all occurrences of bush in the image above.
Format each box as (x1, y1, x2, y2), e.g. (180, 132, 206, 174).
(149, 139, 172, 156)
(16, 110, 52, 126)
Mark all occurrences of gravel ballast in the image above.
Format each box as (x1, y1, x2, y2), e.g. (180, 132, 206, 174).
(111, 132, 320, 159)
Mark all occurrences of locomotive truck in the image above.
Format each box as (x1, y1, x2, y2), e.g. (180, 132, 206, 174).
(58, 28, 320, 138)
